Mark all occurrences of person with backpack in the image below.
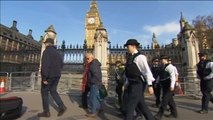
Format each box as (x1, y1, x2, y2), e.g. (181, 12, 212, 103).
(123, 39, 155, 120)
(85, 53, 103, 118)
(197, 52, 213, 114)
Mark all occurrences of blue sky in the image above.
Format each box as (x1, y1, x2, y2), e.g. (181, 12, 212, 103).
(1, 0, 213, 47)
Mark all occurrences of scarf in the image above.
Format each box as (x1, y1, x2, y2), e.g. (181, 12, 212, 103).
(82, 63, 90, 92)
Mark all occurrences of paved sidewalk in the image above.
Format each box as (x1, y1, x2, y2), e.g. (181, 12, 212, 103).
(0, 92, 213, 120)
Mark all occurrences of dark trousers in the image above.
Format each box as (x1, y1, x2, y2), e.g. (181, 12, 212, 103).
(153, 81, 161, 106)
(116, 83, 124, 107)
(157, 80, 177, 119)
(200, 79, 213, 111)
(124, 81, 154, 120)
(121, 89, 142, 117)
(41, 77, 65, 112)
(82, 85, 90, 108)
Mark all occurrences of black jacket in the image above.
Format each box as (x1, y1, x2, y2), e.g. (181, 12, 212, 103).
(88, 59, 102, 86)
(41, 46, 63, 81)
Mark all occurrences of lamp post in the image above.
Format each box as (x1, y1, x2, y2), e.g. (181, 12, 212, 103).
(83, 40, 88, 66)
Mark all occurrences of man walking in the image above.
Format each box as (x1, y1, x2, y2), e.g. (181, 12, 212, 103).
(38, 38, 67, 117)
(124, 39, 155, 120)
(115, 61, 125, 110)
(85, 53, 102, 118)
(197, 52, 213, 114)
(151, 58, 161, 108)
(155, 55, 177, 120)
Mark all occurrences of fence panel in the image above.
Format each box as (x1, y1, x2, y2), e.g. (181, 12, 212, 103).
(9, 72, 35, 91)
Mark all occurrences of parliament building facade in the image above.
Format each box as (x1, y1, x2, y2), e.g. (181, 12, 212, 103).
(0, 0, 212, 78)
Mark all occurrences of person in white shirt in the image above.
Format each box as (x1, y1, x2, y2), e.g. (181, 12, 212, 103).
(155, 55, 178, 120)
(197, 52, 213, 114)
(123, 39, 155, 120)
(169, 58, 179, 86)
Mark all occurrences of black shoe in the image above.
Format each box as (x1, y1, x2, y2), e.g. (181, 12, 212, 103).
(198, 110, 208, 114)
(58, 106, 67, 116)
(97, 108, 103, 114)
(154, 114, 161, 120)
(85, 113, 97, 118)
(134, 114, 143, 120)
(79, 105, 88, 109)
(37, 111, 50, 117)
(152, 104, 160, 108)
(165, 113, 178, 118)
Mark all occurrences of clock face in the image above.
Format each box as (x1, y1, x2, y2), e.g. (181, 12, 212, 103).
(88, 17, 95, 24)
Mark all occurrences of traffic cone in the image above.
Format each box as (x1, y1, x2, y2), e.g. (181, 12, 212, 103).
(0, 79, 6, 94)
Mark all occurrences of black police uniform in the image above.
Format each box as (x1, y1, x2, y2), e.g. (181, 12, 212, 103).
(155, 63, 177, 120)
(197, 59, 213, 112)
(124, 53, 154, 120)
(115, 66, 125, 109)
(151, 64, 161, 107)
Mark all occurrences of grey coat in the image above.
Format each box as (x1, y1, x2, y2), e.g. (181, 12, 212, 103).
(87, 59, 102, 86)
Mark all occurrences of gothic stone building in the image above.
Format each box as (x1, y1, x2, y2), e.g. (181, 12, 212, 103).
(1, 0, 212, 77)
(0, 21, 41, 72)
(58, 0, 212, 78)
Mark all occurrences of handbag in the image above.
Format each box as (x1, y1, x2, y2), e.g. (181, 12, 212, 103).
(99, 84, 108, 99)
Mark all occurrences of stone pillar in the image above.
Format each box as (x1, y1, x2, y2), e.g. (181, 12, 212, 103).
(94, 23, 109, 88)
(180, 22, 200, 96)
(5, 38, 9, 51)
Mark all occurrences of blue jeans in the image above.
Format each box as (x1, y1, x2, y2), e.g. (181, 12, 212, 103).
(89, 84, 101, 114)
(41, 77, 65, 112)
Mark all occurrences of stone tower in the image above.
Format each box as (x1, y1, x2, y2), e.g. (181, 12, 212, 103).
(178, 13, 200, 95)
(94, 22, 109, 87)
(151, 33, 159, 49)
(85, 0, 102, 48)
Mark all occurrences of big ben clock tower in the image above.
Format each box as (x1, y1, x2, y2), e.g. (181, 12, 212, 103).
(85, 0, 102, 48)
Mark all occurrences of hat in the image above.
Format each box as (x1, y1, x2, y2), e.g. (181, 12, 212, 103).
(160, 55, 169, 60)
(152, 58, 159, 62)
(124, 39, 140, 47)
(44, 38, 54, 44)
(198, 52, 207, 57)
(115, 61, 121, 64)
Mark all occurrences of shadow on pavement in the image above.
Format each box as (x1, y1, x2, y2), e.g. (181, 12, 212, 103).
(26, 115, 40, 120)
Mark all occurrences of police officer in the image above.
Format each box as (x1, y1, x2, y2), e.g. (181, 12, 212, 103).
(114, 61, 125, 110)
(197, 52, 213, 114)
(155, 55, 177, 120)
(169, 58, 179, 85)
(151, 58, 161, 108)
(124, 39, 155, 120)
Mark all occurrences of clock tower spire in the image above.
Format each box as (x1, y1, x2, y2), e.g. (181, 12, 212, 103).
(85, 0, 102, 48)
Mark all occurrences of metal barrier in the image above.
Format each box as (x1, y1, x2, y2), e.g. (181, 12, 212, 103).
(9, 71, 35, 91)
(177, 77, 201, 96)
(107, 76, 202, 97)
(7, 71, 83, 94)
(3, 71, 203, 97)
